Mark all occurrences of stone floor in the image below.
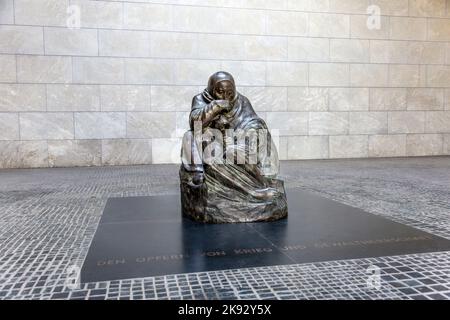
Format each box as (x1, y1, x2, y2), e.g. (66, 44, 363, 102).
(0, 157, 449, 300)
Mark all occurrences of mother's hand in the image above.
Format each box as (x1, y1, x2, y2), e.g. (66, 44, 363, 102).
(212, 99, 232, 113)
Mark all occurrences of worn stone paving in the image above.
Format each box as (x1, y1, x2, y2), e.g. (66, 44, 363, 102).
(0, 157, 449, 300)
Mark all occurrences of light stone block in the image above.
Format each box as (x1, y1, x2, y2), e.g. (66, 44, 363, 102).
(0, 0, 14, 24)
(101, 85, 151, 111)
(101, 139, 128, 166)
(407, 89, 444, 111)
(70, 0, 123, 29)
(73, 57, 124, 84)
(309, 112, 349, 135)
(197, 34, 245, 60)
(0, 84, 46, 112)
(389, 65, 420, 87)
(409, 0, 446, 17)
(370, 88, 407, 111)
(102, 139, 152, 165)
(48, 140, 101, 167)
(18, 141, 48, 168)
(329, 135, 368, 158)
(0, 113, 19, 140)
(388, 111, 425, 134)
(221, 61, 266, 86)
(309, 13, 350, 38)
(124, 3, 172, 31)
(151, 86, 198, 112)
(349, 112, 388, 135)
(288, 37, 329, 62)
(127, 112, 176, 139)
(350, 64, 388, 87)
(330, 39, 370, 63)
(265, 112, 308, 136)
(128, 139, 153, 165)
(309, 63, 349, 87)
(425, 111, 450, 133)
(329, 0, 369, 14)
(175, 111, 190, 138)
(390, 17, 427, 41)
(287, 136, 329, 159)
(99, 30, 150, 57)
(174, 60, 222, 85)
(329, 88, 369, 111)
(370, 40, 446, 64)
(0, 26, 44, 54)
(266, 62, 308, 86)
(222, 8, 266, 35)
(17, 56, 72, 84)
(277, 136, 288, 161)
(406, 134, 443, 156)
(447, 44, 450, 65)
(47, 85, 100, 111)
(152, 138, 182, 164)
(243, 87, 287, 112)
(173, 6, 223, 33)
(0, 141, 19, 168)
(427, 65, 450, 87)
(0, 140, 48, 168)
(446, 89, 450, 110)
(369, 0, 409, 16)
(150, 32, 198, 59)
(266, 10, 308, 36)
(287, 0, 329, 12)
(74, 112, 126, 139)
(287, 87, 329, 111)
(126, 58, 175, 85)
(350, 15, 390, 39)
(370, 40, 407, 64)
(427, 18, 450, 40)
(444, 134, 450, 154)
(264, 1, 288, 10)
(0, 55, 16, 82)
(419, 65, 427, 87)
(245, 36, 287, 61)
(20, 113, 74, 140)
(406, 42, 447, 65)
(369, 135, 406, 157)
(44, 28, 98, 56)
(14, 0, 68, 26)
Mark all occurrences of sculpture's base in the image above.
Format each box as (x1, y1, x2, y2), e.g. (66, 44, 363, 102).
(179, 166, 288, 223)
(81, 190, 450, 283)
(180, 179, 288, 223)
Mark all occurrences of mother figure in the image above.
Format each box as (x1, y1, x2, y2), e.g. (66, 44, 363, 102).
(179, 71, 288, 223)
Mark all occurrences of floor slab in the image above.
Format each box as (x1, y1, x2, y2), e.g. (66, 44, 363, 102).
(81, 189, 450, 282)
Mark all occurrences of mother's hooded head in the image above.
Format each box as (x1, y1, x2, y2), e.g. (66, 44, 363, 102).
(206, 71, 237, 102)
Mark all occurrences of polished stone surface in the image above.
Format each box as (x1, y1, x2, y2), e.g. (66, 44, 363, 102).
(81, 189, 450, 282)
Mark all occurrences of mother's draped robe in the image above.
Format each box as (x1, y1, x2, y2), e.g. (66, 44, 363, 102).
(180, 82, 288, 223)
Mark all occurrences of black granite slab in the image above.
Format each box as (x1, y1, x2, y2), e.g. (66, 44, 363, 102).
(81, 190, 450, 283)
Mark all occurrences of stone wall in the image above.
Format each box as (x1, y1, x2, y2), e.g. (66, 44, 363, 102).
(0, 0, 449, 168)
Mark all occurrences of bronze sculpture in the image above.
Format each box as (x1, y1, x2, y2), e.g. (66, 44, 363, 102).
(179, 71, 288, 223)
